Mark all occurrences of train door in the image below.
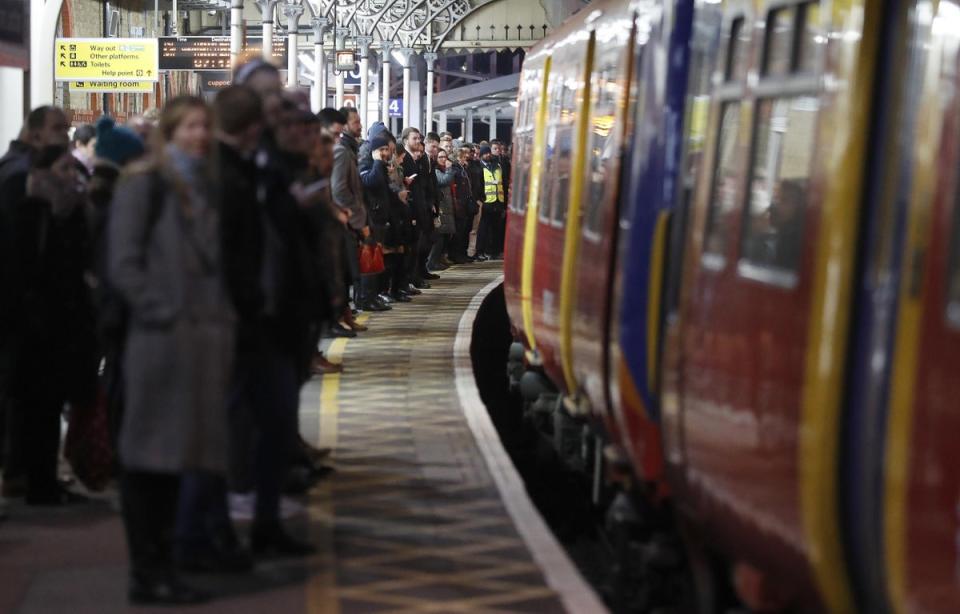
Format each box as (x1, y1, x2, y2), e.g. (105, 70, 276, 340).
(504, 60, 547, 338)
(883, 3, 960, 611)
(527, 31, 592, 389)
(563, 5, 634, 421)
(665, 1, 880, 610)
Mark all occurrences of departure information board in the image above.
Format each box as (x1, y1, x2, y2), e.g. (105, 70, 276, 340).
(159, 36, 286, 70)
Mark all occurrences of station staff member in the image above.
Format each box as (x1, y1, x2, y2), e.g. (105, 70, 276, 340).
(477, 144, 505, 259)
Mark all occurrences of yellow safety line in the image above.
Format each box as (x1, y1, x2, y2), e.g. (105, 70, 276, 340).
(308, 313, 368, 614)
(798, 2, 879, 612)
(520, 55, 553, 352)
(558, 31, 596, 394)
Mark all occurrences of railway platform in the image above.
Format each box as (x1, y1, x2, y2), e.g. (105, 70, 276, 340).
(0, 262, 601, 614)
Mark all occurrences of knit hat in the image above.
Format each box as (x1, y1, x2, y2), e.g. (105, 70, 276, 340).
(94, 116, 145, 166)
(479, 145, 491, 156)
(369, 134, 390, 151)
(367, 121, 389, 139)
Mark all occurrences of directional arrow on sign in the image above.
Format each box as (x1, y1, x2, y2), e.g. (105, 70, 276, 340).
(60, 61, 65, 67)
(60, 53, 65, 59)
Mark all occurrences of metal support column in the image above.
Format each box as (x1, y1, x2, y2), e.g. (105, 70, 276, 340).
(310, 17, 330, 110)
(465, 108, 474, 142)
(282, 1, 304, 87)
(438, 110, 447, 134)
(356, 35, 372, 126)
(488, 108, 497, 140)
(423, 51, 437, 134)
(255, 0, 279, 61)
(380, 42, 393, 125)
(230, 0, 243, 67)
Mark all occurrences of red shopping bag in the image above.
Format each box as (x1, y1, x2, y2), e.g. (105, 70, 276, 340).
(359, 243, 385, 275)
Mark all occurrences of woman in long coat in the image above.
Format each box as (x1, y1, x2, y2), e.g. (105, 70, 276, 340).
(428, 148, 457, 272)
(108, 96, 235, 606)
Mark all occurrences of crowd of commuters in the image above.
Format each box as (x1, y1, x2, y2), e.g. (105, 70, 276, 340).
(0, 58, 511, 605)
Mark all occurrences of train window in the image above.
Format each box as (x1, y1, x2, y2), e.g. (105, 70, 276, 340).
(797, 3, 824, 74)
(739, 96, 819, 280)
(764, 7, 795, 76)
(947, 197, 960, 328)
(725, 17, 751, 82)
(539, 77, 565, 223)
(551, 72, 581, 225)
(703, 101, 742, 261)
(512, 134, 529, 213)
(583, 68, 619, 238)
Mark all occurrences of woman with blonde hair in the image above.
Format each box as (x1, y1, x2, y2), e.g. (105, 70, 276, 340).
(108, 96, 236, 605)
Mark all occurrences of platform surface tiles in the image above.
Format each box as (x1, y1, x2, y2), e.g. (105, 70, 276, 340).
(0, 262, 601, 613)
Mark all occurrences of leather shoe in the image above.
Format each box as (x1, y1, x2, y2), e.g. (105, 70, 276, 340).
(405, 285, 422, 295)
(251, 524, 316, 557)
(349, 320, 369, 332)
(390, 292, 412, 303)
(423, 272, 441, 280)
(310, 354, 343, 375)
(129, 574, 210, 606)
(363, 299, 390, 312)
(412, 279, 431, 289)
(330, 323, 356, 338)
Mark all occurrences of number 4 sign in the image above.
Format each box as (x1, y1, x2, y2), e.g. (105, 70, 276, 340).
(388, 98, 403, 118)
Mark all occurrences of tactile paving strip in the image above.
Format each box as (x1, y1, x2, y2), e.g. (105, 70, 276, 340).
(300, 262, 567, 614)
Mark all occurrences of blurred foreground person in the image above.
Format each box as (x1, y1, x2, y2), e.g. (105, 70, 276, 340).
(0, 106, 74, 503)
(109, 96, 235, 605)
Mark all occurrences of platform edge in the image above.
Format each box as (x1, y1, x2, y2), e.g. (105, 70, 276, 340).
(453, 276, 609, 614)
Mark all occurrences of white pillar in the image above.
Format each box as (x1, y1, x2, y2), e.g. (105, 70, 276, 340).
(356, 35, 372, 127)
(172, 0, 179, 34)
(400, 48, 412, 129)
(230, 0, 244, 68)
(256, 0, 279, 61)
(465, 108, 474, 142)
(488, 108, 497, 140)
(0, 68, 24, 148)
(334, 27, 348, 108)
(29, 0, 63, 107)
(380, 42, 393, 125)
(282, 1, 304, 88)
(438, 110, 448, 134)
(310, 17, 330, 111)
(423, 52, 437, 135)
(335, 73, 345, 108)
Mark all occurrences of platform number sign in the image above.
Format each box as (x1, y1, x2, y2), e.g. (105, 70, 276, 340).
(388, 98, 403, 118)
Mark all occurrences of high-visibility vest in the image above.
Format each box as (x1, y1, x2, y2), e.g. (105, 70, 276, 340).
(483, 165, 504, 204)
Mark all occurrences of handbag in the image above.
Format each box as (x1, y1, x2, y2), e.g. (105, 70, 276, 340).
(64, 387, 114, 492)
(359, 243, 386, 275)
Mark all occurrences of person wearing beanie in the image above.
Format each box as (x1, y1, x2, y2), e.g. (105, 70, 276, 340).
(86, 116, 147, 454)
(366, 121, 389, 140)
(368, 134, 389, 152)
(479, 144, 492, 157)
(94, 116, 146, 168)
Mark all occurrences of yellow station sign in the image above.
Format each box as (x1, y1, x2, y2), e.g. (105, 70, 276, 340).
(55, 38, 159, 82)
(70, 80, 155, 93)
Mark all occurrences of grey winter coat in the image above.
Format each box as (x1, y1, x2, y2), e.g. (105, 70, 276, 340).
(332, 133, 367, 231)
(435, 164, 456, 235)
(108, 163, 236, 474)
